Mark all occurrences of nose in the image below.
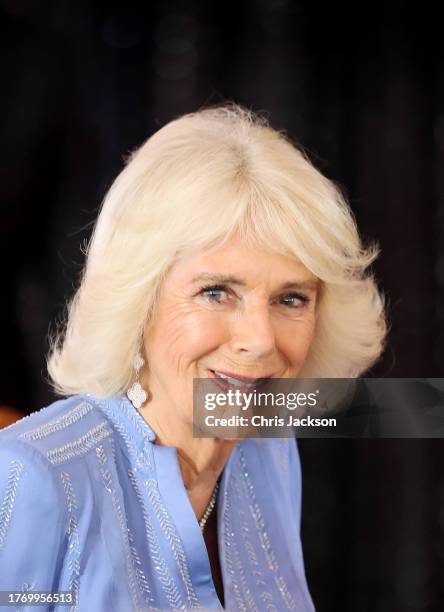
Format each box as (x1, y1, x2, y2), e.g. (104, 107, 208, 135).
(229, 302, 276, 359)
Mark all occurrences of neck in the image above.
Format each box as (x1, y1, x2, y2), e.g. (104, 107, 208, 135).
(138, 401, 239, 494)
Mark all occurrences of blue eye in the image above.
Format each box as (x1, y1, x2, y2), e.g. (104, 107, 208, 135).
(199, 284, 229, 303)
(279, 293, 309, 308)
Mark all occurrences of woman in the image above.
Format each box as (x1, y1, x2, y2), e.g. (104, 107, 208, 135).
(0, 104, 386, 611)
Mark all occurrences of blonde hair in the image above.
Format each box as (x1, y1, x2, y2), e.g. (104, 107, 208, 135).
(47, 103, 387, 397)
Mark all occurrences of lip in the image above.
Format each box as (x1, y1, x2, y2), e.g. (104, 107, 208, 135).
(207, 370, 275, 394)
(208, 369, 274, 382)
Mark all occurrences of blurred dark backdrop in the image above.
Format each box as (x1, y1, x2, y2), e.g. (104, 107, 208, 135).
(1, 1, 443, 611)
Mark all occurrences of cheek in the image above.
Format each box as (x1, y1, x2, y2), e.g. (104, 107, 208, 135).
(148, 306, 229, 366)
(276, 317, 317, 365)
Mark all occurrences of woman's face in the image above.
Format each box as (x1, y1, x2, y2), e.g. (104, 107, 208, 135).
(142, 236, 320, 427)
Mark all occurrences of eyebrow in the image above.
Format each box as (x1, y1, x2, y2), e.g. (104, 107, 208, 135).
(190, 273, 319, 292)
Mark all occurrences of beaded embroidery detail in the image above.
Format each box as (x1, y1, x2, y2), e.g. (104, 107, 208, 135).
(127, 527, 156, 610)
(96, 400, 153, 471)
(145, 478, 200, 610)
(0, 460, 24, 551)
(231, 474, 273, 611)
(60, 471, 80, 612)
(238, 448, 296, 610)
(118, 396, 156, 442)
(95, 443, 143, 612)
(127, 469, 185, 610)
(47, 421, 112, 465)
(22, 401, 93, 441)
(222, 475, 249, 611)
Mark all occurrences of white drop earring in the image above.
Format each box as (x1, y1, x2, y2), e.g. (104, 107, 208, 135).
(126, 352, 148, 410)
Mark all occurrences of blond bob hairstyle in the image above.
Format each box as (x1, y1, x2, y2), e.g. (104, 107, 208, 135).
(47, 103, 387, 398)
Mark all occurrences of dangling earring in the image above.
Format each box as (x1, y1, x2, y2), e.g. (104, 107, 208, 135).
(127, 352, 148, 410)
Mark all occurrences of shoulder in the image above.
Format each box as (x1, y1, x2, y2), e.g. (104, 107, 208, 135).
(0, 396, 104, 586)
(0, 395, 113, 468)
(0, 395, 117, 569)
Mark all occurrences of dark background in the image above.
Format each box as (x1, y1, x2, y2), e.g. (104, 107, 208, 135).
(1, 1, 443, 610)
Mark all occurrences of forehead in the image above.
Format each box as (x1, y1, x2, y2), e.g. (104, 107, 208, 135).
(167, 238, 319, 287)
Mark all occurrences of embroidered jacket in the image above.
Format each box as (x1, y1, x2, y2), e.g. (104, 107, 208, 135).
(0, 394, 315, 611)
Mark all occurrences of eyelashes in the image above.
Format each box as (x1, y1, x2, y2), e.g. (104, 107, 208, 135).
(197, 284, 229, 302)
(279, 293, 310, 308)
(196, 283, 310, 309)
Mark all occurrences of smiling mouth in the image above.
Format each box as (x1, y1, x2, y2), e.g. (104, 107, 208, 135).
(208, 369, 272, 390)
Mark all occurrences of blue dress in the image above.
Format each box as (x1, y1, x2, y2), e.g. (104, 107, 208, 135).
(0, 393, 315, 611)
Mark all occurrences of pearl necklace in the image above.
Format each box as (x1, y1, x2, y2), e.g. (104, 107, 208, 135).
(199, 481, 220, 531)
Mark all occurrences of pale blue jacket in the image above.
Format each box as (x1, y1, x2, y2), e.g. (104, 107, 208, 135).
(0, 393, 315, 611)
